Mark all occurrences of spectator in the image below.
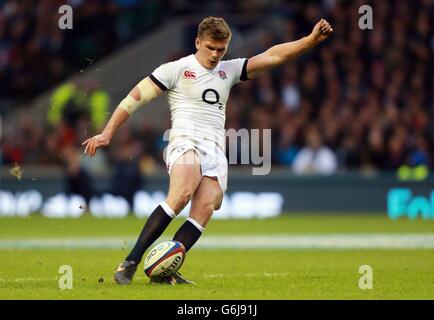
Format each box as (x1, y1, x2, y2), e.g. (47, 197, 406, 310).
(292, 125, 337, 175)
(47, 76, 110, 134)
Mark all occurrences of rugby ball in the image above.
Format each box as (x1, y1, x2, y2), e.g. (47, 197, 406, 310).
(144, 241, 185, 279)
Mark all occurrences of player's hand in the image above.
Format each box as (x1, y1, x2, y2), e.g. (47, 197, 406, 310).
(82, 133, 111, 157)
(310, 19, 333, 43)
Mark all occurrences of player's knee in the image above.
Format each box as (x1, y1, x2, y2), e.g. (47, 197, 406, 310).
(212, 190, 223, 211)
(215, 197, 223, 210)
(192, 204, 214, 227)
(199, 196, 220, 216)
(171, 190, 193, 213)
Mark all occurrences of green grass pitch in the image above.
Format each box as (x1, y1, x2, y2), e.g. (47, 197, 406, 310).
(1, 214, 434, 299)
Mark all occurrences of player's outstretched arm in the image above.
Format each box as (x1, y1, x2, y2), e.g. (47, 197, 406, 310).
(246, 19, 333, 79)
(82, 76, 163, 157)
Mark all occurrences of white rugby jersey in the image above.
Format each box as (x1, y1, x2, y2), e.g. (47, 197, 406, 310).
(149, 54, 248, 150)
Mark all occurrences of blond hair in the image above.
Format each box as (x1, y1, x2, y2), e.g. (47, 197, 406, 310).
(197, 16, 231, 40)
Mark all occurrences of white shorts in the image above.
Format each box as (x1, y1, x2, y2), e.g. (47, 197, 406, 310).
(164, 136, 228, 193)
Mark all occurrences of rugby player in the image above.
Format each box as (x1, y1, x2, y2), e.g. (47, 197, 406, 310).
(82, 16, 333, 285)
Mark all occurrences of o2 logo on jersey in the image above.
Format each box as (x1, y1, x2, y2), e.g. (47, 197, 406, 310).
(202, 89, 223, 110)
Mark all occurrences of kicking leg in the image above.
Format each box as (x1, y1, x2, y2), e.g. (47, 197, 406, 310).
(164, 176, 222, 285)
(115, 150, 201, 284)
(173, 176, 223, 251)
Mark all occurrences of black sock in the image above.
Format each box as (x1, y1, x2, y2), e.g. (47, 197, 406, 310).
(126, 204, 175, 263)
(173, 219, 203, 252)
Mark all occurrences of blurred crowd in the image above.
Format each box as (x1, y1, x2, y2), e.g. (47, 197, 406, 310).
(0, 0, 165, 104)
(1, 0, 433, 180)
(226, 0, 433, 176)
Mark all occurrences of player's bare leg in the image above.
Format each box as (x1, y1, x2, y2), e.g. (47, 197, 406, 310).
(115, 150, 201, 284)
(175, 175, 223, 251)
(162, 176, 223, 285)
(186, 176, 223, 230)
(165, 150, 203, 214)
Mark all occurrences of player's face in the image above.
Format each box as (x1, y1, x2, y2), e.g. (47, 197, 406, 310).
(195, 36, 230, 69)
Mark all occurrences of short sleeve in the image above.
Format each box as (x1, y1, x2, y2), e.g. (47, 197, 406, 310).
(223, 58, 249, 86)
(149, 61, 180, 91)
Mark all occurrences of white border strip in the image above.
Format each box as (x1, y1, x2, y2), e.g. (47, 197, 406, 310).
(1, 234, 434, 249)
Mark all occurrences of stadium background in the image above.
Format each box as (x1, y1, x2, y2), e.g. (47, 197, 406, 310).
(0, 0, 434, 300)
